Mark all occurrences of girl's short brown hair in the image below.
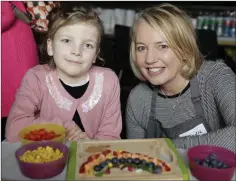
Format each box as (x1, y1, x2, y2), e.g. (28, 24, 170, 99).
(40, 6, 104, 68)
(130, 3, 204, 80)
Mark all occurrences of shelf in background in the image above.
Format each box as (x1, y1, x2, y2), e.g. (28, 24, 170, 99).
(218, 37, 236, 46)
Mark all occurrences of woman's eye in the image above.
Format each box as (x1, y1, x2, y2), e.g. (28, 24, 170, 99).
(61, 39, 70, 43)
(159, 45, 168, 49)
(136, 46, 146, 52)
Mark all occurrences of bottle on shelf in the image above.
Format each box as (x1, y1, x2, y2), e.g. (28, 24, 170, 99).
(196, 11, 204, 29)
(209, 12, 216, 31)
(202, 11, 210, 30)
(230, 18, 236, 38)
(216, 12, 224, 37)
(223, 11, 232, 37)
(229, 11, 236, 38)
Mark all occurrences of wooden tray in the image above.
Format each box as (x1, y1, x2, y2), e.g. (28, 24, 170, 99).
(66, 138, 189, 180)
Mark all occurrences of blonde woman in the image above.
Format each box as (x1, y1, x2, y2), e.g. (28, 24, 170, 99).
(126, 3, 235, 152)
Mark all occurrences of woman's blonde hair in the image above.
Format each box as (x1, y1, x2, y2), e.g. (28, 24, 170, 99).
(130, 3, 203, 81)
(40, 6, 104, 68)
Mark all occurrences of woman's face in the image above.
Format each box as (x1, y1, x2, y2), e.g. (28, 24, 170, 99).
(134, 19, 184, 86)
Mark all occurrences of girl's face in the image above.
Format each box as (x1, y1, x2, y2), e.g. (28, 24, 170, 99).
(134, 20, 184, 87)
(47, 23, 99, 84)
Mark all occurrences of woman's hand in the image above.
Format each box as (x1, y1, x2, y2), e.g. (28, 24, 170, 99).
(66, 126, 90, 141)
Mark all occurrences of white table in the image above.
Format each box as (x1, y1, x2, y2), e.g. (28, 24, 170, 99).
(1, 142, 235, 180)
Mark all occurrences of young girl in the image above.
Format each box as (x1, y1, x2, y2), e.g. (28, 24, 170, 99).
(5, 6, 122, 142)
(126, 4, 235, 152)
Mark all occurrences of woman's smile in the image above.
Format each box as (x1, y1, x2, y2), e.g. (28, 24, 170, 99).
(148, 67, 165, 75)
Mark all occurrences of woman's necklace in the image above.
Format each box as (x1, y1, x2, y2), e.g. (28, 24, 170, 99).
(161, 89, 183, 110)
(160, 84, 187, 110)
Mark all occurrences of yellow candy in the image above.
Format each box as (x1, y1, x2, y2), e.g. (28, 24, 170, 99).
(88, 168, 94, 175)
(107, 153, 113, 159)
(19, 146, 63, 163)
(108, 163, 113, 168)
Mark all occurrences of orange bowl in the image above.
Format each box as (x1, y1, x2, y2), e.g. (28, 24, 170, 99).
(18, 123, 66, 145)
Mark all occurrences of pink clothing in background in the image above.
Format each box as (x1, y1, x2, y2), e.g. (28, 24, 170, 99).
(1, 1, 38, 117)
(6, 65, 122, 142)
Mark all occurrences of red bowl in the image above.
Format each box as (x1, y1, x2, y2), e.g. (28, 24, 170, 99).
(15, 141, 69, 179)
(187, 145, 236, 181)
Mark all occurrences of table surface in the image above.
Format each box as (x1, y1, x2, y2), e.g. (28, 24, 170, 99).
(1, 141, 235, 181)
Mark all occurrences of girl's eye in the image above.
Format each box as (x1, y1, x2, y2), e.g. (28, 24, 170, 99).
(136, 46, 146, 52)
(61, 39, 70, 43)
(84, 43, 94, 49)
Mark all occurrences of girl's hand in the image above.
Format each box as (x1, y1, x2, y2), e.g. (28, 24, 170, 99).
(66, 126, 90, 141)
